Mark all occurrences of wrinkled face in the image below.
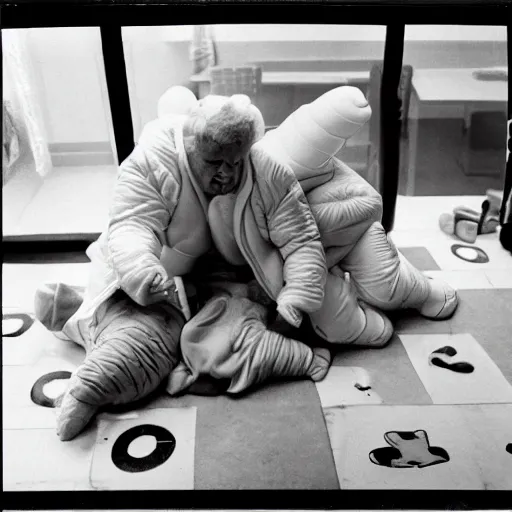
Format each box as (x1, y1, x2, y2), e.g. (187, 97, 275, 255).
(185, 138, 249, 196)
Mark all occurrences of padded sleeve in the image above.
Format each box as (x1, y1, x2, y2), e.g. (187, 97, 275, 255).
(252, 147, 327, 316)
(107, 145, 180, 306)
(306, 158, 383, 268)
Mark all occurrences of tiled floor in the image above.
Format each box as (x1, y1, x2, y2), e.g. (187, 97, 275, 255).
(3, 164, 117, 236)
(2, 193, 512, 491)
(391, 195, 512, 284)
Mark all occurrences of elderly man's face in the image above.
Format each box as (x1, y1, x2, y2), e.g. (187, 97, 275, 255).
(186, 139, 249, 196)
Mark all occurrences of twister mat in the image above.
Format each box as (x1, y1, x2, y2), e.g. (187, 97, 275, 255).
(3, 253, 512, 491)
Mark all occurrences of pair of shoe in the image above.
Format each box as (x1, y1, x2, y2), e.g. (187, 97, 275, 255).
(439, 201, 500, 244)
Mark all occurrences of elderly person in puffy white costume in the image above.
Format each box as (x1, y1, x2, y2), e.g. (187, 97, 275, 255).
(34, 87, 331, 441)
(34, 85, 457, 441)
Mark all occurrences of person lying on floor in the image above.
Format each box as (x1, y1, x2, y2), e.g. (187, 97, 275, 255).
(166, 85, 460, 396)
(35, 93, 332, 441)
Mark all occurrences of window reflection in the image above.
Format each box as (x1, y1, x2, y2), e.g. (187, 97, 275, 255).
(3, 24, 507, 240)
(2, 27, 117, 237)
(122, 24, 386, 180)
(401, 25, 508, 197)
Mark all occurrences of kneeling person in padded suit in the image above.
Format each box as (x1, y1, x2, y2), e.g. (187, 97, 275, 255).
(35, 93, 331, 440)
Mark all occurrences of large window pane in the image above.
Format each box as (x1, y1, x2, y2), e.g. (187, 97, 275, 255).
(398, 25, 508, 199)
(2, 27, 118, 237)
(391, 24, 508, 274)
(391, 24, 508, 251)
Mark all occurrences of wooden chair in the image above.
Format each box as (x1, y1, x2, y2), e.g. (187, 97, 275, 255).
(208, 65, 280, 132)
(208, 65, 262, 100)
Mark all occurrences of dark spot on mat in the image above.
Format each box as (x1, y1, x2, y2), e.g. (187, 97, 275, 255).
(430, 357, 474, 374)
(429, 345, 474, 374)
(431, 345, 457, 357)
(369, 446, 402, 466)
(369, 430, 450, 468)
(111, 424, 176, 473)
(506, 443, 512, 455)
(354, 383, 372, 391)
(451, 244, 489, 263)
(30, 371, 72, 407)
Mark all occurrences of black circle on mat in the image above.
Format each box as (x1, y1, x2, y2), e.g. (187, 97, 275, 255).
(30, 371, 72, 408)
(111, 424, 176, 473)
(2, 313, 34, 337)
(450, 244, 489, 263)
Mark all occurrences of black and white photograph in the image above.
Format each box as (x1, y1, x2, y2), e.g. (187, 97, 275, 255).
(2, 0, 511, 509)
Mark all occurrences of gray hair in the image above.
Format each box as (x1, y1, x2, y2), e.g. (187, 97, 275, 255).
(184, 94, 265, 154)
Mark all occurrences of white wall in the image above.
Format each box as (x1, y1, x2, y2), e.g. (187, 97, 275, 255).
(153, 24, 507, 42)
(27, 27, 111, 144)
(123, 39, 192, 140)
(16, 24, 507, 147)
(405, 25, 507, 41)
(211, 25, 387, 42)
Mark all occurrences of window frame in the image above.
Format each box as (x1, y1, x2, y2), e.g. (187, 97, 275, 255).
(0, 5, 508, 246)
(1, 3, 511, 510)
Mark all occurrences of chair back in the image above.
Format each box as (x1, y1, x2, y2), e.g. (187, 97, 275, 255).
(209, 65, 262, 99)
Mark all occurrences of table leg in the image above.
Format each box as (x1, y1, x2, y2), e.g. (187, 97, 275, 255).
(463, 104, 472, 133)
(404, 116, 419, 196)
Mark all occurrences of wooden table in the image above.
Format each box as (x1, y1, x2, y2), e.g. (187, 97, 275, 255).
(189, 69, 370, 97)
(411, 67, 507, 104)
(405, 67, 508, 195)
(191, 66, 508, 196)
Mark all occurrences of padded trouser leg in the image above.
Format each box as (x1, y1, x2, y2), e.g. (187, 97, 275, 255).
(339, 222, 458, 319)
(309, 271, 393, 347)
(340, 222, 430, 310)
(227, 320, 317, 393)
(56, 377, 98, 441)
(57, 292, 184, 441)
(167, 293, 319, 396)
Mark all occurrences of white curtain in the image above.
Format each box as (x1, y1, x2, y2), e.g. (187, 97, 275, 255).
(190, 25, 217, 74)
(2, 29, 52, 180)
